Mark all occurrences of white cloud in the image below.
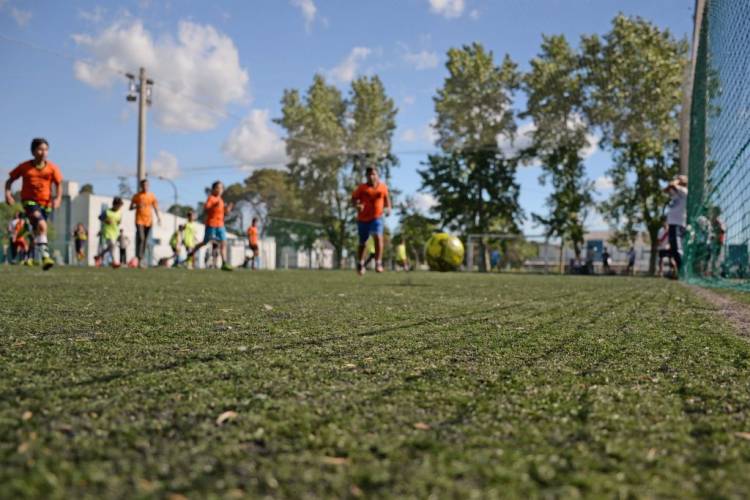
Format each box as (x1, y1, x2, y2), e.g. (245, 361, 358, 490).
(428, 0, 465, 19)
(290, 0, 317, 32)
(10, 7, 31, 26)
(72, 20, 249, 132)
(150, 150, 180, 179)
(403, 49, 439, 70)
(95, 160, 131, 177)
(402, 95, 415, 106)
(78, 6, 105, 23)
(400, 129, 418, 142)
(498, 121, 600, 160)
(412, 192, 438, 214)
(328, 46, 371, 83)
(223, 109, 288, 170)
(497, 122, 535, 157)
(594, 175, 614, 191)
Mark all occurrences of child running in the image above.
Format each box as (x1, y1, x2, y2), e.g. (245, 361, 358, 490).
(188, 181, 234, 271)
(245, 217, 260, 270)
(4, 138, 63, 270)
(73, 223, 88, 263)
(183, 210, 197, 269)
(351, 166, 391, 275)
(169, 225, 184, 267)
(94, 197, 124, 268)
(130, 178, 161, 268)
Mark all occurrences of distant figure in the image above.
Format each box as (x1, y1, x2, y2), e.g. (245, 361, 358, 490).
(245, 217, 260, 270)
(626, 246, 636, 276)
(395, 240, 410, 271)
(352, 166, 391, 275)
(169, 225, 184, 267)
(709, 206, 726, 276)
(73, 223, 88, 264)
(4, 137, 63, 270)
(656, 219, 671, 277)
(663, 174, 688, 278)
(118, 229, 129, 266)
(13, 215, 30, 265)
(183, 210, 197, 269)
(7, 212, 21, 264)
(602, 247, 611, 274)
(94, 197, 124, 268)
(130, 178, 161, 268)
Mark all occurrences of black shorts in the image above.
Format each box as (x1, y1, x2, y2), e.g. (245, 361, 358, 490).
(249, 244, 259, 253)
(658, 249, 670, 259)
(75, 239, 85, 253)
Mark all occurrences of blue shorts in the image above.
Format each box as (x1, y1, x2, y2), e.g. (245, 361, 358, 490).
(203, 226, 227, 243)
(357, 217, 384, 245)
(23, 201, 50, 227)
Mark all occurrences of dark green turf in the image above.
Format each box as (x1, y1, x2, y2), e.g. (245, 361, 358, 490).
(1, 268, 750, 498)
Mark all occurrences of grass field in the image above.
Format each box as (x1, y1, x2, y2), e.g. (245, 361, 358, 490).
(2, 268, 750, 498)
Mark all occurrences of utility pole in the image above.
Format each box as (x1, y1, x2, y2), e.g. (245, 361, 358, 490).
(126, 67, 153, 182)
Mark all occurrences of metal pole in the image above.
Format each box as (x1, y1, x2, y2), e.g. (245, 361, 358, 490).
(137, 67, 147, 182)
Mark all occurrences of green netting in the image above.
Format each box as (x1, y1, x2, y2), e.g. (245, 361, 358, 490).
(685, 0, 750, 290)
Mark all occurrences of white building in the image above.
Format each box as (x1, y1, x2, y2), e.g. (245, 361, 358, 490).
(52, 180, 276, 269)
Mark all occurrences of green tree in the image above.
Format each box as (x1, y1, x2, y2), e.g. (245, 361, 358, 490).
(276, 74, 397, 267)
(420, 43, 523, 271)
(582, 15, 688, 274)
(522, 34, 594, 259)
(79, 183, 94, 195)
(167, 204, 195, 218)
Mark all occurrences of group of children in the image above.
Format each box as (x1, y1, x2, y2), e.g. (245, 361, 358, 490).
(5, 137, 395, 275)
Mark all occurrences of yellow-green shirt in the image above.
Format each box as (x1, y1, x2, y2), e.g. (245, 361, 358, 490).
(102, 209, 121, 242)
(183, 222, 196, 247)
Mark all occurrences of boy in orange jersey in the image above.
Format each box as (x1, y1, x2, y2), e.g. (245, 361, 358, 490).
(246, 217, 260, 270)
(4, 138, 63, 270)
(130, 178, 161, 268)
(188, 180, 234, 271)
(351, 166, 391, 275)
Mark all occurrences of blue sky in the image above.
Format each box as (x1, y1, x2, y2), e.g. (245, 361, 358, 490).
(0, 0, 695, 233)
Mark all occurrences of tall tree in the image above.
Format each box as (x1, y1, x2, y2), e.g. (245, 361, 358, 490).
(276, 74, 397, 267)
(522, 34, 594, 259)
(420, 43, 523, 271)
(582, 15, 688, 274)
(79, 183, 94, 195)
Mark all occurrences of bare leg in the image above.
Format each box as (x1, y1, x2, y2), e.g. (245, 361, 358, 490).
(374, 235, 384, 272)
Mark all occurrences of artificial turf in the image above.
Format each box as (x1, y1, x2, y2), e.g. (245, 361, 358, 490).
(1, 267, 749, 498)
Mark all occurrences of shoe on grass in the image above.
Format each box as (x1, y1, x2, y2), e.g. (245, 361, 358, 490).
(221, 263, 233, 272)
(42, 256, 54, 271)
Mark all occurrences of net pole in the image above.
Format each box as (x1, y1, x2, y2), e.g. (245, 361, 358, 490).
(680, 0, 708, 176)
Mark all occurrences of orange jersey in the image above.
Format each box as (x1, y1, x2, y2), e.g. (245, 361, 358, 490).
(247, 226, 258, 246)
(8, 161, 62, 206)
(352, 182, 389, 222)
(131, 191, 158, 226)
(204, 194, 225, 228)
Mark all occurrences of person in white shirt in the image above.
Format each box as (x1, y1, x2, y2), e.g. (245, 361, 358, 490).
(663, 175, 688, 278)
